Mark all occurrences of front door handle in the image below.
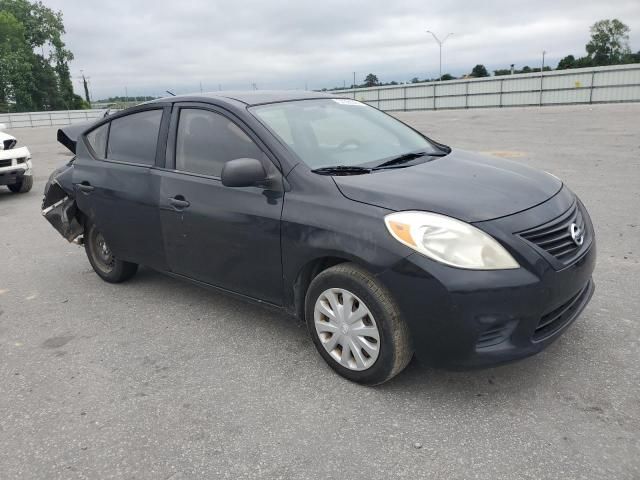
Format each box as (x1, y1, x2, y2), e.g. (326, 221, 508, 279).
(169, 196, 190, 209)
(77, 182, 94, 193)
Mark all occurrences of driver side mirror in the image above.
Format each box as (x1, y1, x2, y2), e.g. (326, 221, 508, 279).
(221, 158, 267, 188)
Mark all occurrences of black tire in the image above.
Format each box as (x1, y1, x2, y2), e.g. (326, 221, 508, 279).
(305, 263, 413, 385)
(8, 175, 33, 193)
(84, 221, 138, 283)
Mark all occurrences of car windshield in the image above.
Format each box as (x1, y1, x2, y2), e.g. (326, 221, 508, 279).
(249, 99, 441, 169)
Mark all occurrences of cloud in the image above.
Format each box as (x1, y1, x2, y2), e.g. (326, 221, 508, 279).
(44, 0, 640, 99)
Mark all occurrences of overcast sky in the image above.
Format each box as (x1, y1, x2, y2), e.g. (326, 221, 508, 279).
(44, 0, 640, 100)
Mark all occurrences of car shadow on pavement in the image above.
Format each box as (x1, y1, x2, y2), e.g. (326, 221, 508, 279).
(126, 266, 583, 398)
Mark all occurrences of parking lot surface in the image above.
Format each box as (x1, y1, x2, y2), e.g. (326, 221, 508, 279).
(1, 103, 639, 479)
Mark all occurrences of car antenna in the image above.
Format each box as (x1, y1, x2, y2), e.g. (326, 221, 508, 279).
(166, 90, 176, 96)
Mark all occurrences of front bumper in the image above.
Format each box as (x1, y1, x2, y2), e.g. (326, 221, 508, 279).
(0, 146, 32, 186)
(378, 187, 596, 369)
(0, 160, 32, 186)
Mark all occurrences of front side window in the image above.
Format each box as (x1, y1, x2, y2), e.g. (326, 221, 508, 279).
(86, 123, 108, 158)
(107, 109, 163, 165)
(175, 109, 263, 178)
(250, 99, 439, 169)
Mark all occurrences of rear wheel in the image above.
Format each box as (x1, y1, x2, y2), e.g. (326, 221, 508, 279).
(84, 222, 138, 283)
(8, 175, 33, 193)
(305, 263, 412, 385)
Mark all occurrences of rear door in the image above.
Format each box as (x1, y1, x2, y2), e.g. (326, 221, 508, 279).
(158, 103, 284, 305)
(73, 106, 170, 270)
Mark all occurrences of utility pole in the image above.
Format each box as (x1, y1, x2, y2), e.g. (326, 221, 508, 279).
(426, 31, 454, 81)
(80, 70, 91, 103)
(200, 81, 203, 93)
(353, 72, 356, 88)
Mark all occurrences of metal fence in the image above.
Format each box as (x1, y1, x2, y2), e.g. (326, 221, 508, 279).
(330, 63, 640, 112)
(0, 109, 108, 129)
(3, 64, 639, 128)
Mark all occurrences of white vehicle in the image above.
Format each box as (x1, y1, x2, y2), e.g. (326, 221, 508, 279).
(0, 123, 33, 193)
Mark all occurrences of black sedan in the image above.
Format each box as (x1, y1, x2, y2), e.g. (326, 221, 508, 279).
(43, 91, 595, 385)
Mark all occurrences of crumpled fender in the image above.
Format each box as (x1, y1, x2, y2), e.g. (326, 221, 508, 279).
(41, 164, 83, 242)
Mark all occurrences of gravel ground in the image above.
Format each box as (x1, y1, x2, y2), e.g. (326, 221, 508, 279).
(0, 103, 639, 479)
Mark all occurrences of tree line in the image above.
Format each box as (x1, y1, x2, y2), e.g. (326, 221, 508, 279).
(325, 19, 639, 90)
(0, 0, 88, 113)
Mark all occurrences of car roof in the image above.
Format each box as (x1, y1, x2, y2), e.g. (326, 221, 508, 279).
(149, 90, 340, 107)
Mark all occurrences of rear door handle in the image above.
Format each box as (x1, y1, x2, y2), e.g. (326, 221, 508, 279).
(169, 196, 190, 209)
(77, 182, 94, 193)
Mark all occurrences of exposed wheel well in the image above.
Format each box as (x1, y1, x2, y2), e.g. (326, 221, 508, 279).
(293, 256, 350, 320)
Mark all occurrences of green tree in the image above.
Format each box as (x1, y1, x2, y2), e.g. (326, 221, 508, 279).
(470, 64, 489, 77)
(0, 0, 85, 112)
(622, 50, 640, 64)
(556, 54, 576, 70)
(0, 10, 34, 111)
(586, 19, 631, 65)
(364, 73, 379, 87)
(440, 73, 456, 81)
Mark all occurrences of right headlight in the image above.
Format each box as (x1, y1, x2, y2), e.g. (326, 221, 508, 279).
(384, 211, 520, 270)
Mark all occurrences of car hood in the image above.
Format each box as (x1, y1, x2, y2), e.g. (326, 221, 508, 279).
(332, 149, 562, 222)
(0, 131, 16, 149)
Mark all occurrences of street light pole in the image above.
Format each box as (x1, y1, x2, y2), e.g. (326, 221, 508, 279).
(426, 31, 454, 81)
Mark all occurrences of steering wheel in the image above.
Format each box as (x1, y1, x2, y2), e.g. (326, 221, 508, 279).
(336, 138, 362, 151)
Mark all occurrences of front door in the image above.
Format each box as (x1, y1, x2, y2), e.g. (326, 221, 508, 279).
(158, 105, 284, 305)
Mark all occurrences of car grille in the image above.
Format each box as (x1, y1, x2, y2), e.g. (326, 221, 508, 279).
(3, 139, 17, 150)
(0, 159, 12, 168)
(533, 280, 592, 341)
(519, 201, 587, 265)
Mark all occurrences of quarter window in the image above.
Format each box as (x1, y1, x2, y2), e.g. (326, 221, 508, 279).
(107, 109, 163, 165)
(86, 123, 108, 158)
(176, 109, 263, 178)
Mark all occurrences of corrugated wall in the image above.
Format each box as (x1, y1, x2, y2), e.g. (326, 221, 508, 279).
(0, 110, 107, 129)
(331, 64, 640, 111)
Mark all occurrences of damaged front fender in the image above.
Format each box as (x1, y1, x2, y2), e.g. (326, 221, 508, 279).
(41, 164, 84, 242)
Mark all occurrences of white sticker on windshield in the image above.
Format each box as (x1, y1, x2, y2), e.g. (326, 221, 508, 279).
(332, 99, 365, 106)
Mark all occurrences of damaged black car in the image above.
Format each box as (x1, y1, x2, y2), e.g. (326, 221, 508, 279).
(43, 91, 595, 385)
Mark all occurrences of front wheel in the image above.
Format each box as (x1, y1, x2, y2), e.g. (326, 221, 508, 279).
(84, 222, 138, 283)
(305, 263, 413, 385)
(8, 175, 33, 193)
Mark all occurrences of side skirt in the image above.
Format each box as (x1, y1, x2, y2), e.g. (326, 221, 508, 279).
(158, 269, 293, 317)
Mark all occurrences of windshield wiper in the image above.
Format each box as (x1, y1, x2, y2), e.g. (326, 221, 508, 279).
(311, 165, 372, 175)
(372, 150, 447, 170)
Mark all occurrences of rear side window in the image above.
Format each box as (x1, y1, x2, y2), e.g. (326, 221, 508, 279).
(86, 123, 108, 158)
(107, 110, 163, 165)
(175, 109, 263, 178)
